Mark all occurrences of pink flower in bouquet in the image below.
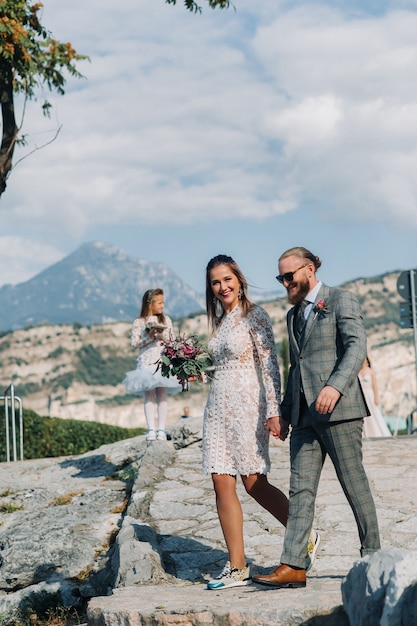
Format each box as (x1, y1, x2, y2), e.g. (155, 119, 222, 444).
(166, 347, 176, 359)
(183, 344, 199, 358)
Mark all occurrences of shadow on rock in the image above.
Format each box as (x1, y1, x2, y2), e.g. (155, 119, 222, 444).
(59, 454, 118, 479)
(300, 606, 350, 626)
(158, 533, 228, 582)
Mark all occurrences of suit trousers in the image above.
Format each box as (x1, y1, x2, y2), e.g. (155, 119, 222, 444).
(280, 401, 381, 569)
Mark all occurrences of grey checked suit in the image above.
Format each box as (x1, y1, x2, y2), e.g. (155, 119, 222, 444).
(280, 283, 381, 568)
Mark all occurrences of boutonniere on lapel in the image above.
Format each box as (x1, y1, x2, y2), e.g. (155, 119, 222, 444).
(313, 299, 329, 318)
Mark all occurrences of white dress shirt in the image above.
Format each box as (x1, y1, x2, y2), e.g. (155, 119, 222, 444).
(303, 281, 322, 320)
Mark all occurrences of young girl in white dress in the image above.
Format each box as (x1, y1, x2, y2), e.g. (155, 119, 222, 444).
(202, 255, 292, 589)
(123, 288, 180, 441)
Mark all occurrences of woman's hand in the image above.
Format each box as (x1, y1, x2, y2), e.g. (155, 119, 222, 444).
(263, 416, 290, 441)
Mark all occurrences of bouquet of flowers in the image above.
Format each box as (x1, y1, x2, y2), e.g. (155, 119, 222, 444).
(156, 334, 213, 391)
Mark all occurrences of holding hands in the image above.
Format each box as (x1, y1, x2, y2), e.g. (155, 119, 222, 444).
(264, 415, 290, 441)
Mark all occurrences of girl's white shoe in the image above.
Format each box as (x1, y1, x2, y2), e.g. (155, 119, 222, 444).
(146, 429, 156, 441)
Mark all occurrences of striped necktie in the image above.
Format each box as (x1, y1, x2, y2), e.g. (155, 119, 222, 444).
(295, 300, 308, 345)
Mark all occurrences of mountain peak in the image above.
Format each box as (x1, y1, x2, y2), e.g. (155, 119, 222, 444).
(0, 242, 204, 331)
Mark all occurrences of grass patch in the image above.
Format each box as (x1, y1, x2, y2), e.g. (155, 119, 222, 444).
(47, 491, 84, 507)
(0, 501, 23, 513)
(0, 604, 86, 626)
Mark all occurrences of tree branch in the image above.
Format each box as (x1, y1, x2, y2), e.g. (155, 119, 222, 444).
(0, 74, 18, 195)
(13, 125, 63, 171)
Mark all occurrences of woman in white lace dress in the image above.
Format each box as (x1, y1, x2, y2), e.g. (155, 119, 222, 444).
(123, 288, 180, 441)
(203, 255, 290, 590)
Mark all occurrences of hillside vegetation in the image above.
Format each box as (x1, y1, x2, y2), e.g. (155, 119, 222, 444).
(0, 271, 416, 427)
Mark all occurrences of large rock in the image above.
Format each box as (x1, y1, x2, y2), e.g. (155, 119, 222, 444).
(0, 437, 147, 615)
(341, 549, 417, 626)
(166, 416, 203, 450)
(0, 428, 187, 618)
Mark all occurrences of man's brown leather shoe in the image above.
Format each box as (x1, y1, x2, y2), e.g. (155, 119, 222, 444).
(252, 564, 306, 588)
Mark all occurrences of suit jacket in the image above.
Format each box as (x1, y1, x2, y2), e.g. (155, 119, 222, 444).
(281, 283, 369, 425)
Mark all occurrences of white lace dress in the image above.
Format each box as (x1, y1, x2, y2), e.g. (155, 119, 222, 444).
(123, 315, 181, 394)
(202, 304, 282, 476)
(359, 371, 392, 438)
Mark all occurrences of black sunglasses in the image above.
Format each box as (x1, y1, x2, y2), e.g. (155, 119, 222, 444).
(276, 263, 308, 285)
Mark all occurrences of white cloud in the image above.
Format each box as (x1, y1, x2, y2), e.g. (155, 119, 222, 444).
(7, 22, 289, 226)
(252, 5, 417, 223)
(266, 95, 344, 147)
(0, 238, 64, 286)
(2, 0, 417, 286)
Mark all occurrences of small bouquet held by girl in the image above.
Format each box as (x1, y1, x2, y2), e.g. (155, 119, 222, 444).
(156, 334, 214, 391)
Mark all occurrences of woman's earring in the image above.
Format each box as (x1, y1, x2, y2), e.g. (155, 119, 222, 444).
(212, 296, 217, 304)
(238, 286, 244, 300)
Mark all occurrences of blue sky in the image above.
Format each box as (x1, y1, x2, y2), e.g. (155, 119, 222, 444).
(1, 0, 417, 296)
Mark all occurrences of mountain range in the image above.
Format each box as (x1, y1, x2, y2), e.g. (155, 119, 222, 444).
(0, 242, 207, 331)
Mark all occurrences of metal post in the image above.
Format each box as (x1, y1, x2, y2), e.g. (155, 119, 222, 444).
(18, 396, 23, 460)
(411, 269, 417, 431)
(4, 391, 10, 462)
(2, 384, 23, 462)
(10, 384, 17, 462)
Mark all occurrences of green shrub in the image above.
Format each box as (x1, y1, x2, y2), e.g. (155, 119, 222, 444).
(51, 373, 75, 392)
(13, 382, 42, 396)
(0, 408, 145, 461)
(48, 346, 68, 359)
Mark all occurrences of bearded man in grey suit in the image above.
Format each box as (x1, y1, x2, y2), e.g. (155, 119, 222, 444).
(253, 246, 381, 589)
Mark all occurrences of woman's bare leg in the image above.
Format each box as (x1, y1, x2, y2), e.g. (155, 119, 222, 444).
(212, 473, 246, 569)
(241, 473, 289, 527)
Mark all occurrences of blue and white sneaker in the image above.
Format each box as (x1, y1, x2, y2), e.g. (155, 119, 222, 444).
(207, 561, 251, 590)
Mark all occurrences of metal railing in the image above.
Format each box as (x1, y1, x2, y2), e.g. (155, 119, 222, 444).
(1, 384, 23, 462)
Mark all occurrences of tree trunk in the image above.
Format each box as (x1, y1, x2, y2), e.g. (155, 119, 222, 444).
(0, 72, 18, 196)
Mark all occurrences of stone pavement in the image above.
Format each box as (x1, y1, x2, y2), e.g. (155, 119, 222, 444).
(88, 419, 417, 625)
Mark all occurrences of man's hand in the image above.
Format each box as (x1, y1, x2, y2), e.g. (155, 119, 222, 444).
(264, 415, 290, 441)
(315, 386, 341, 414)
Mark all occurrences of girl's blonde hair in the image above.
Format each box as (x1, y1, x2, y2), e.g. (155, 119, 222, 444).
(139, 288, 166, 324)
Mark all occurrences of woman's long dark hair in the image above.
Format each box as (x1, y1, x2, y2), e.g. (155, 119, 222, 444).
(205, 255, 253, 331)
(139, 288, 166, 325)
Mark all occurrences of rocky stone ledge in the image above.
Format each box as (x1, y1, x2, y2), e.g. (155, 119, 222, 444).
(87, 580, 350, 626)
(342, 548, 417, 626)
